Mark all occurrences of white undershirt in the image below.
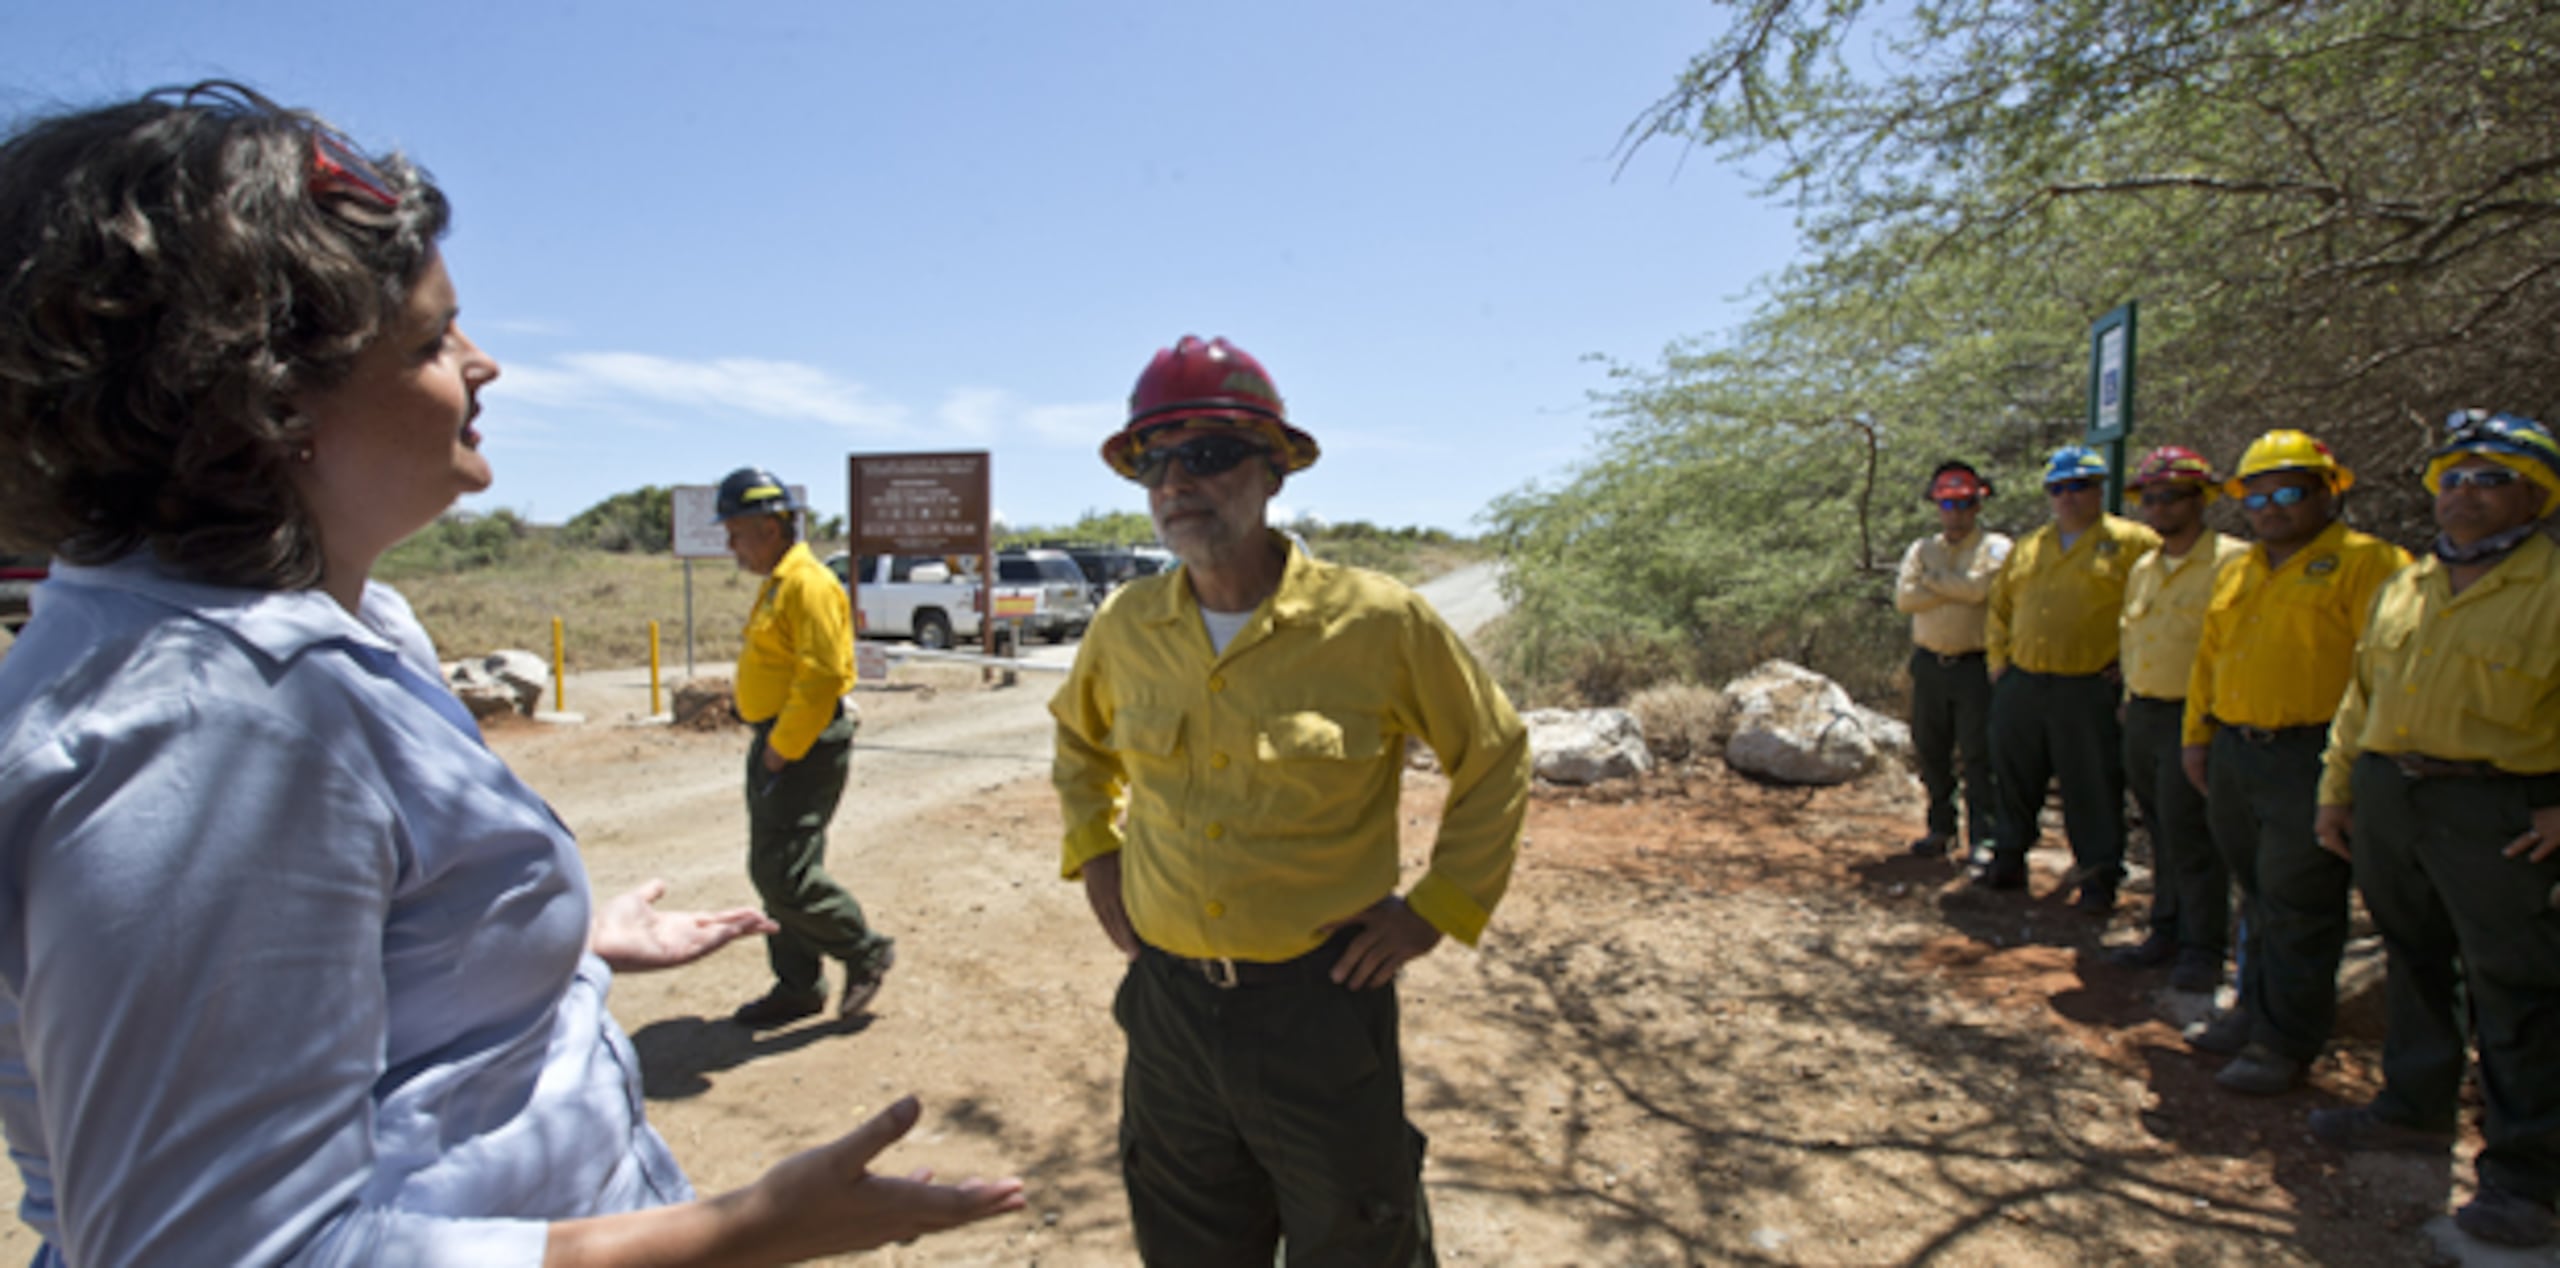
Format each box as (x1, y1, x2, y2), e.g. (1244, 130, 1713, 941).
(1200, 607, 1254, 654)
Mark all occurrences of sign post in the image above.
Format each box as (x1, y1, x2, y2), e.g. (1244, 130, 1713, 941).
(2086, 301, 2138, 515)
(670, 482, 807, 678)
(846, 452, 995, 669)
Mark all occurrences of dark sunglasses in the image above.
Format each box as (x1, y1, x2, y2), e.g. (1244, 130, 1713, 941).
(2046, 478, 2100, 494)
(1935, 498, 1979, 511)
(2138, 487, 2199, 507)
(2439, 466, 2523, 492)
(1131, 433, 1270, 488)
(2240, 485, 2313, 511)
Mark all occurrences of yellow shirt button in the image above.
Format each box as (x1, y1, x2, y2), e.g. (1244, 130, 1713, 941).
(1208, 675, 1226, 692)
(1210, 752, 1230, 770)
(1206, 900, 1226, 918)
(1205, 823, 1225, 840)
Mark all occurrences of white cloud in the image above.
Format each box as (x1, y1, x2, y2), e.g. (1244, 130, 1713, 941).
(486, 316, 570, 337)
(492, 352, 912, 433)
(933, 387, 1119, 448)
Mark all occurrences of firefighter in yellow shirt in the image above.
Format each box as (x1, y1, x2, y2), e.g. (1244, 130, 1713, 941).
(1979, 446, 2161, 910)
(1051, 336, 1529, 1265)
(2178, 431, 2409, 1096)
(2111, 446, 2249, 992)
(2306, 413, 2560, 1248)
(716, 467, 895, 1030)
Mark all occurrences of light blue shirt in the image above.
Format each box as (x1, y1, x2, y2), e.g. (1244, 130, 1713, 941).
(0, 557, 690, 1266)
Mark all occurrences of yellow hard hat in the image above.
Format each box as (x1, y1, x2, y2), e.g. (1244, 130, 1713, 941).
(2223, 429, 2354, 499)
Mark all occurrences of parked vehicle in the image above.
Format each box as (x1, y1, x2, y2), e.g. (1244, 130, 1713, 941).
(0, 553, 48, 633)
(825, 552, 983, 650)
(993, 549, 1096, 643)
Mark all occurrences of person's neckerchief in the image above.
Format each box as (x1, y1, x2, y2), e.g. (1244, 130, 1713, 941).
(2433, 520, 2541, 566)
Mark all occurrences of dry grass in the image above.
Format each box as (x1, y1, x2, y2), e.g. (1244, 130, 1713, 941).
(1625, 681, 1731, 763)
(386, 542, 772, 670)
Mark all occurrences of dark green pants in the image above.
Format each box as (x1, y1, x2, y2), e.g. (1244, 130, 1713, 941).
(2124, 696, 2229, 957)
(1989, 669, 2126, 885)
(1114, 939, 1434, 1268)
(1910, 648, 1997, 850)
(746, 712, 890, 992)
(2207, 726, 2347, 1062)
(2351, 754, 2560, 1203)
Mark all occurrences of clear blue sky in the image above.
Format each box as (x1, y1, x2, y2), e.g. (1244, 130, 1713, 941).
(2, 2, 1798, 536)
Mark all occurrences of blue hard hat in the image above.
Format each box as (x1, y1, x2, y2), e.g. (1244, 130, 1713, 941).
(2043, 446, 2108, 486)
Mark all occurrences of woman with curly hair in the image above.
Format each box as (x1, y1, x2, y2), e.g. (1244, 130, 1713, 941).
(0, 83, 1023, 1266)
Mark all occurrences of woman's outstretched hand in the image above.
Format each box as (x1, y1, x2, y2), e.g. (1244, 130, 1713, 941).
(589, 879, 777, 973)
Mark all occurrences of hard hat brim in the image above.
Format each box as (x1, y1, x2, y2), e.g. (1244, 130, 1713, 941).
(1101, 413, 1320, 480)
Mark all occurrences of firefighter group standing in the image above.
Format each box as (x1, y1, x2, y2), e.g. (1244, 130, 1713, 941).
(1895, 418, 2560, 1247)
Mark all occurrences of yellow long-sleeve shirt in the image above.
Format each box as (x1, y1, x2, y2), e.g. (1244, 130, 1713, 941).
(1986, 514, 2160, 676)
(2320, 533, 2560, 805)
(734, 541, 856, 760)
(2181, 520, 2409, 745)
(1049, 535, 1530, 961)
(1894, 527, 2012, 655)
(2119, 532, 2249, 701)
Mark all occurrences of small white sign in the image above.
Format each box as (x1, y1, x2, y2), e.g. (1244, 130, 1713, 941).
(856, 642, 891, 683)
(671, 484, 810, 559)
(2095, 326, 2126, 438)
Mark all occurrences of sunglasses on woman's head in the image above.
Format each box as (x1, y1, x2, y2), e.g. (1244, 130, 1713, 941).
(1131, 433, 1270, 488)
(2241, 485, 2313, 511)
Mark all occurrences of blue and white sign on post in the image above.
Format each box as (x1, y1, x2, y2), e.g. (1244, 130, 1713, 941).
(2086, 301, 2137, 511)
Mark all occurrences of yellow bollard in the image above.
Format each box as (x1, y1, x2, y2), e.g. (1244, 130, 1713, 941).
(648, 621, 662, 717)
(551, 616, 565, 712)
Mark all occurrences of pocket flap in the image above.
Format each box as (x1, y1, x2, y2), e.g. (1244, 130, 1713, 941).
(1108, 707, 1183, 757)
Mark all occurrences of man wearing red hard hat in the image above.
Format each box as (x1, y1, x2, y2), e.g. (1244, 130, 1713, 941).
(1052, 335, 1530, 1265)
(1893, 460, 2012, 862)
(2112, 446, 2249, 993)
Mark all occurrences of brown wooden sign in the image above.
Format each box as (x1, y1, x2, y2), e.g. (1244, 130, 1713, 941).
(849, 451, 989, 555)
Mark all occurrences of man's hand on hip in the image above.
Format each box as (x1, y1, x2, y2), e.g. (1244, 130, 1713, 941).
(1319, 896, 1443, 990)
(1081, 852, 1139, 961)
(762, 743, 791, 774)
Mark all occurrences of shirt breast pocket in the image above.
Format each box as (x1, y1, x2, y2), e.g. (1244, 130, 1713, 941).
(1108, 707, 1185, 761)
(1255, 710, 1385, 832)
(2459, 636, 2558, 734)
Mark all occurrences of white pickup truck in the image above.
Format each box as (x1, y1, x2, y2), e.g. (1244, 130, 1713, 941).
(826, 552, 985, 650)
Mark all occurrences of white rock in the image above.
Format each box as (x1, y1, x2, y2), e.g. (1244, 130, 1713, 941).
(1522, 707, 1654, 785)
(1720, 660, 1893, 786)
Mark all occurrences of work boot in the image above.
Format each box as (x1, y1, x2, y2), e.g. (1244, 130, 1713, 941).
(2167, 952, 2223, 994)
(2108, 930, 2177, 969)
(2307, 1105, 2455, 1154)
(731, 985, 826, 1030)
(1971, 857, 2027, 891)
(1907, 832, 1954, 858)
(2073, 880, 2118, 916)
(2215, 1044, 2305, 1096)
(2455, 1182, 2556, 1248)
(838, 944, 898, 1019)
(2186, 1009, 2253, 1055)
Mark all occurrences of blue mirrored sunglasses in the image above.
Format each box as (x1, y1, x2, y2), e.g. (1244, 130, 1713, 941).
(2439, 466, 2522, 492)
(1130, 433, 1269, 488)
(1936, 497, 1979, 511)
(2046, 478, 2100, 494)
(2241, 485, 2313, 511)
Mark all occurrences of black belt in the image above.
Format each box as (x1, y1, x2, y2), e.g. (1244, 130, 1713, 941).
(1142, 930, 1352, 991)
(2382, 752, 2514, 781)
(1917, 648, 1985, 666)
(2214, 719, 2326, 746)
(2128, 693, 2183, 707)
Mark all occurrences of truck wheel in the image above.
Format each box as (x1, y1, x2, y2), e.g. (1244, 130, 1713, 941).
(914, 610, 952, 650)
(1042, 625, 1067, 644)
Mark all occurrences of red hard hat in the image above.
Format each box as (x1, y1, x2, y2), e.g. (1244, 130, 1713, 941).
(2131, 444, 2219, 490)
(1102, 335, 1320, 479)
